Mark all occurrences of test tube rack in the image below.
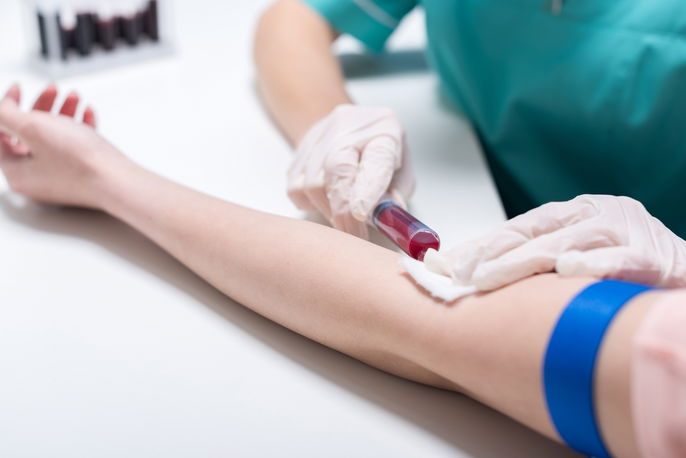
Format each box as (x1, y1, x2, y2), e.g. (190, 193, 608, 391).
(28, 0, 174, 78)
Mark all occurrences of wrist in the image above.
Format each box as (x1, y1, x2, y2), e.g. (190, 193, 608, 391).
(90, 152, 144, 216)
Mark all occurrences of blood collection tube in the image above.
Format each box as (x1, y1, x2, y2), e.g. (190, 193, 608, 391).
(119, 15, 140, 45)
(116, 0, 141, 46)
(75, 12, 95, 56)
(143, 0, 159, 41)
(372, 201, 440, 261)
(37, 10, 49, 58)
(95, 6, 117, 51)
(33, 0, 167, 73)
(57, 8, 76, 61)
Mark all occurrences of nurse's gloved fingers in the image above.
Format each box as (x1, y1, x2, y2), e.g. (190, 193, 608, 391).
(59, 92, 80, 118)
(556, 247, 662, 285)
(4, 83, 21, 104)
(388, 188, 408, 211)
(32, 84, 58, 112)
(389, 156, 416, 205)
(303, 183, 333, 220)
(388, 185, 412, 212)
(424, 248, 453, 277)
(300, 148, 331, 219)
(287, 187, 318, 213)
(83, 106, 97, 128)
(349, 136, 399, 222)
(334, 213, 369, 239)
(470, 223, 620, 290)
(287, 158, 318, 212)
(287, 170, 321, 214)
(332, 212, 369, 239)
(446, 196, 603, 281)
(471, 251, 557, 291)
(351, 219, 369, 240)
(504, 196, 599, 239)
(324, 145, 359, 220)
(330, 212, 345, 232)
(439, 228, 530, 285)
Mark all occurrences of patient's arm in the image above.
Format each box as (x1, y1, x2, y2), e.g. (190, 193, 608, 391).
(0, 87, 659, 457)
(99, 160, 655, 458)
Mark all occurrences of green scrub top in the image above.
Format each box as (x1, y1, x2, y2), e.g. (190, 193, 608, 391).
(303, 0, 686, 237)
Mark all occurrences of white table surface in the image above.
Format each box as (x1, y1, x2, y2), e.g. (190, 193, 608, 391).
(0, 1, 582, 457)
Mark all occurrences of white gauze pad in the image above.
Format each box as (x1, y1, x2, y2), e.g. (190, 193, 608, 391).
(400, 257, 478, 302)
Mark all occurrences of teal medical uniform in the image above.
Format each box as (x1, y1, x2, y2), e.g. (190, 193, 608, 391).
(303, 0, 686, 237)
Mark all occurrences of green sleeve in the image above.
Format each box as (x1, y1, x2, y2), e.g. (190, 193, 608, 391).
(301, 0, 418, 52)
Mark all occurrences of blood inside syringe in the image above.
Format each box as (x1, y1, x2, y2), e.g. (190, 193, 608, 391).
(372, 201, 440, 261)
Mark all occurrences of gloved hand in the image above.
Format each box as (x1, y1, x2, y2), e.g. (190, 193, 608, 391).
(425, 194, 686, 290)
(288, 104, 415, 239)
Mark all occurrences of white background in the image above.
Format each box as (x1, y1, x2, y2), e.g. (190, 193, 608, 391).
(0, 1, 581, 456)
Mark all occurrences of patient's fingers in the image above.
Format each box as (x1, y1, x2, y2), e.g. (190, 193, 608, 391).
(0, 85, 22, 133)
(0, 136, 13, 162)
(59, 91, 80, 117)
(0, 96, 27, 135)
(32, 84, 58, 112)
(2, 88, 31, 157)
(0, 132, 29, 157)
(0, 133, 12, 155)
(83, 106, 96, 128)
(0, 88, 30, 156)
(4, 84, 21, 104)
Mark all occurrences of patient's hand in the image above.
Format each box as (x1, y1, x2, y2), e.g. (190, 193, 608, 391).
(0, 84, 125, 209)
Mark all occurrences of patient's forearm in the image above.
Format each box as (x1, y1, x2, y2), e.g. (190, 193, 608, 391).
(99, 159, 656, 457)
(100, 160, 453, 387)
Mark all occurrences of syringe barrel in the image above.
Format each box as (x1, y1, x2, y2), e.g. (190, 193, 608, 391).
(372, 201, 440, 261)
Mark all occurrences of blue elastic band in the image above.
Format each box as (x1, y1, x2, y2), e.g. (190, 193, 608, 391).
(543, 279, 654, 458)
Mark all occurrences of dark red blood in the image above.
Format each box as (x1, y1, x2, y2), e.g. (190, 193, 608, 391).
(372, 202, 440, 260)
(144, 0, 159, 41)
(96, 18, 117, 51)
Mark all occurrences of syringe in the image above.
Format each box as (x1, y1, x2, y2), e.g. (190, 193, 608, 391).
(371, 200, 440, 261)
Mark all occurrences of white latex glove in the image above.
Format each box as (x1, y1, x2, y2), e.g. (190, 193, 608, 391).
(288, 104, 415, 239)
(425, 194, 686, 291)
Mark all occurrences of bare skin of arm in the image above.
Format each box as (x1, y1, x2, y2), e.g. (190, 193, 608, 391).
(69, 161, 662, 458)
(0, 87, 657, 457)
(254, 0, 350, 145)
